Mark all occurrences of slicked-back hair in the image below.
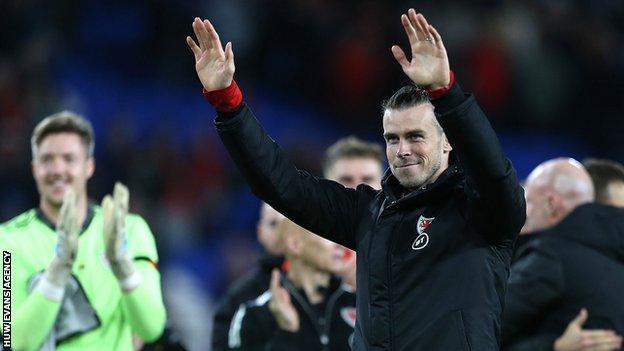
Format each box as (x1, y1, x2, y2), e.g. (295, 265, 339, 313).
(323, 136, 384, 176)
(31, 110, 95, 159)
(381, 84, 442, 134)
(583, 158, 624, 204)
(381, 84, 431, 113)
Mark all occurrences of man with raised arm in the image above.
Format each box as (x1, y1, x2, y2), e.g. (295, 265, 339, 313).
(187, 8, 525, 350)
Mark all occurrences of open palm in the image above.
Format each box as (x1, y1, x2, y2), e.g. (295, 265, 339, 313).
(392, 9, 450, 89)
(268, 269, 300, 332)
(186, 18, 235, 92)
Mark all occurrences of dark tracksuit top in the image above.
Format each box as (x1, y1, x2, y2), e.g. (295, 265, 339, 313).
(212, 253, 284, 351)
(502, 204, 624, 351)
(228, 274, 356, 351)
(213, 81, 526, 350)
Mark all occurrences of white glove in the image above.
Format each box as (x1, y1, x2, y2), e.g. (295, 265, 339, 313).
(40, 189, 79, 301)
(103, 182, 141, 292)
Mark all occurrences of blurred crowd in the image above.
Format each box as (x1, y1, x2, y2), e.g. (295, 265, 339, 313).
(1, 0, 623, 349)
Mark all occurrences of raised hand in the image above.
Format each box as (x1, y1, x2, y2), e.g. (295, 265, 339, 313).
(56, 189, 80, 264)
(392, 9, 450, 89)
(186, 17, 235, 92)
(42, 189, 79, 297)
(268, 269, 300, 332)
(103, 182, 140, 291)
(554, 309, 623, 351)
(103, 182, 128, 264)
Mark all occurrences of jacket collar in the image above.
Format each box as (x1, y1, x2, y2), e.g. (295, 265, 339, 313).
(36, 203, 96, 235)
(258, 253, 284, 272)
(380, 164, 463, 209)
(545, 203, 624, 263)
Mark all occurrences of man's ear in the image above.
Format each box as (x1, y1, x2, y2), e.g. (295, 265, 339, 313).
(86, 158, 95, 179)
(442, 134, 452, 154)
(285, 233, 303, 256)
(547, 193, 565, 221)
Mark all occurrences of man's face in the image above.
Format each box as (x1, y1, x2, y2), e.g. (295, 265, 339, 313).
(257, 204, 285, 255)
(326, 157, 382, 190)
(606, 181, 624, 208)
(383, 104, 451, 189)
(32, 132, 94, 208)
(298, 232, 346, 274)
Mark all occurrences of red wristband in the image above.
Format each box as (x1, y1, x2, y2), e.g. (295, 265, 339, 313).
(202, 80, 243, 112)
(426, 70, 455, 100)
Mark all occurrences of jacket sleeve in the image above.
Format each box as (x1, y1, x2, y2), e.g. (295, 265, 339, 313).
(229, 302, 274, 351)
(0, 227, 61, 351)
(121, 215, 166, 342)
(11, 291, 62, 351)
(215, 104, 366, 250)
(213, 294, 240, 350)
(502, 244, 564, 345)
(434, 82, 526, 242)
(213, 274, 256, 351)
(503, 334, 558, 351)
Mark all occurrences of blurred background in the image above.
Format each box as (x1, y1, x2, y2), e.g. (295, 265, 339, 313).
(1, 0, 623, 349)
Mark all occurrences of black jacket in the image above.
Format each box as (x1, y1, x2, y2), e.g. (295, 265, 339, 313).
(502, 204, 624, 351)
(228, 274, 356, 351)
(215, 82, 525, 350)
(212, 253, 284, 351)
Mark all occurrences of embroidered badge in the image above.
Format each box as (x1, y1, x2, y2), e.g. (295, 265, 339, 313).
(340, 307, 357, 328)
(417, 215, 435, 235)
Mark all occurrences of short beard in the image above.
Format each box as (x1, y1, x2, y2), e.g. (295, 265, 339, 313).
(395, 145, 443, 190)
(397, 160, 441, 190)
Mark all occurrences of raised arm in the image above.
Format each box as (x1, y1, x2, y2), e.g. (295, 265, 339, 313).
(186, 18, 368, 249)
(9, 190, 79, 350)
(103, 183, 166, 342)
(393, 9, 525, 241)
(502, 247, 564, 344)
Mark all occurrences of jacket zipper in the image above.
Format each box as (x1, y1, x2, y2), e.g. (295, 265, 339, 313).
(387, 235, 394, 350)
(283, 279, 329, 350)
(385, 210, 405, 351)
(323, 288, 344, 351)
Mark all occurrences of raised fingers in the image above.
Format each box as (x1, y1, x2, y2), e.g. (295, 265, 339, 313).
(224, 41, 234, 66)
(203, 19, 224, 53)
(391, 45, 409, 68)
(408, 9, 429, 42)
(114, 182, 129, 212)
(428, 25, 444, 48)
(62, 189, 77, 234)
(192, 18, 211, 50)
(401, 13, 419, 45)
(270, 268, 280, 293)
(580, 330, 622, 348)
(186, 36, 202, 60)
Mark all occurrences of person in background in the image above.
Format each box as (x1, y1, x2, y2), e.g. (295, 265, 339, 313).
(0, 111, 165, 350)
(211, 202, 285, 351)
(322, 135, 384, 191)
(322, 135, 384, 290)
(503, 158, 624, 351)
(583, 158, 624, 208)
(229, 218, 356, 350)
(213, 136, 383, 350)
